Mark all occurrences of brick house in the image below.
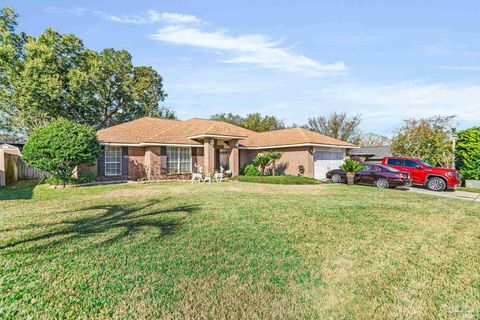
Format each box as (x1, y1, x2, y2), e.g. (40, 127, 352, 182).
(89, 117, 358, 180)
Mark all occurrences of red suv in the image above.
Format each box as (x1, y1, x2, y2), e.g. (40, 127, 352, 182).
(382, 156, 462, 191)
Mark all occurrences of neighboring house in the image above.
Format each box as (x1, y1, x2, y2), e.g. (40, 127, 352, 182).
(350, 146, 392, 163)
(90, 117, 358, 181)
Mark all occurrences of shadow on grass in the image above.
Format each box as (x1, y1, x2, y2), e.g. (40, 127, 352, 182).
(0, 180, 39, 200)
(0, 199, 199, 252)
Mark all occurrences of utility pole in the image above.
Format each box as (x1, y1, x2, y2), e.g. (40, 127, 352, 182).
(451, 126, 456, 169)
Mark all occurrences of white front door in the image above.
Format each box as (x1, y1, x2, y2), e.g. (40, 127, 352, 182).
(314, 149, 345, 180)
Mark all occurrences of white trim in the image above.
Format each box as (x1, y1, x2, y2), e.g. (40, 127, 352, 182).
(100, 142, 201, 147)
(187, 134, 247, 140)
(239, 143, 359, 150)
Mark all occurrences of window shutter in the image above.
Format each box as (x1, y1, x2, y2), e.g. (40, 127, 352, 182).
(191, 148, 197, 156)
(160, 146, 167, 156)
(97, 146, 105, 176)
(122, 147, 128, 175)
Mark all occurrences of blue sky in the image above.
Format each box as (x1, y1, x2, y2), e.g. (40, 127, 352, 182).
(7, 0, 480, 135)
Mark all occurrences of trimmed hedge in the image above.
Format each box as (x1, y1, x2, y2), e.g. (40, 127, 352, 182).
(233, 175, 319, 185)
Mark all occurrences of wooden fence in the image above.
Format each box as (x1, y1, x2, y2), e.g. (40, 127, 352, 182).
(0, 150, 49, 187)
(17, 157, 48, 180)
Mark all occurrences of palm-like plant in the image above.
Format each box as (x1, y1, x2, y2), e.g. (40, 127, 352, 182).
(253, 151, 283, 176)
(339, 159, 364, 185)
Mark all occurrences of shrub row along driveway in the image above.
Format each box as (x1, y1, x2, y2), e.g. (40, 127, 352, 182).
(0, 181, 479, 319)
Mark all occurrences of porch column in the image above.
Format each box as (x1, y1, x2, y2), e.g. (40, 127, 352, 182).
(228, 140, 239, 176)
(204, 138, 215, 174)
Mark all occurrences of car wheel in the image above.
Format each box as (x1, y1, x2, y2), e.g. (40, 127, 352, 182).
(331, 173, 342, 183)
(426, 177, 446, 191)
(375, 178, 389, 188)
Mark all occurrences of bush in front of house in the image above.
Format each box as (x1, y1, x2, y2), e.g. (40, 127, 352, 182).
(455, 126, 480, 180)
(233, 175, 319, 185)
(240, 163, 261, 176)
(22, 120, 101, 185)
(252, 151, 283, 175)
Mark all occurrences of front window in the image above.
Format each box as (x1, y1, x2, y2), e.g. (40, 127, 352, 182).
(167, 147, 192, 173)
(105, 146, 122, 176)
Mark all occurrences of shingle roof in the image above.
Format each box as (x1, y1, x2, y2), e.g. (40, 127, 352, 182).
(241, 127, 356, 148)
(97, 117, 357, 148)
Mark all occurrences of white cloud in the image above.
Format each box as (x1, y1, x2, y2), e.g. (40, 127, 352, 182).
(310, 81, 480, 128)
(150, 25, 346, 77)
(93, 10, 201, 24)
(44, 7, 86, 16)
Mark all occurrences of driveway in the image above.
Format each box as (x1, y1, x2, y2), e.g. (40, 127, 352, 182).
(399, 186, 480, 202)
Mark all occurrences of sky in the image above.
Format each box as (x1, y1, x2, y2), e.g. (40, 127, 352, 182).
(6, 0, 480, 135)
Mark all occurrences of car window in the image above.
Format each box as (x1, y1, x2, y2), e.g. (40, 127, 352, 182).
(387, 158, 404, 166)
(373, 165, 382, 172)
(418, 159, 432, 168)
(404, 160, 419, 168)
(362, 165, 374, 171)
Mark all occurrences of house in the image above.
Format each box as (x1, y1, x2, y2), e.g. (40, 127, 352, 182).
(349, 146, 392, 163)
(89, 117, 358, 181)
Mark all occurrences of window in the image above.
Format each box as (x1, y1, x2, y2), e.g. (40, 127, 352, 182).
(387, 158, 404, 166)
(105, 146, 122, 176)
(404, 160, 420, 168)
(167, 147, 192, 173)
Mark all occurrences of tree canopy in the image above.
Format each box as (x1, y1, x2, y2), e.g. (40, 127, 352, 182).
(455, 126, 480, 180)
(391, 116, 455, 167)
(307, 112, 362, 144)
(210, 112, 285, 132)
(0, 6, 170, 135)
(22, 120, 101, 183)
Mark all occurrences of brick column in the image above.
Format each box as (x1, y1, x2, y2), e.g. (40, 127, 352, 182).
(144, 147, 162, 180)
(204, 138, 215, 174)
(228, 140, 239, 176)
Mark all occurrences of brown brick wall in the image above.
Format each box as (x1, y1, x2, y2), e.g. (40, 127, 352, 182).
(239, 147, 314, 177)
(128, 146, 146, 180)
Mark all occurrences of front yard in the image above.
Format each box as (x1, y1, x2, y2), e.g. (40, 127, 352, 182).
(0, 181, 479, 319)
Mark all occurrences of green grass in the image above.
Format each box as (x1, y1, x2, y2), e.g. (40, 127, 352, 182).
(232, 175, 319, 184)
(457, 187, 480, 194)
(0, 181, 479, 319)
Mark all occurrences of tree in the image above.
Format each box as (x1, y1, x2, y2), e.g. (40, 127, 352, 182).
(253, 151, 283, 175)
(390, 116, 455, 167)
(359, 133, 391, 146)
(0, 7, 169, 134)
(22, 120, 101, 184)
(242, 113, 285, 132)
(455, 126, 480, 180)
(209, 112, 284, 132)
(209, 113, 243, 126)
(307, 112, 362, 144)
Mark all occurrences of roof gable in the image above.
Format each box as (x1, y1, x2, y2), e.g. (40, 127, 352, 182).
(97, 117, 357, 148)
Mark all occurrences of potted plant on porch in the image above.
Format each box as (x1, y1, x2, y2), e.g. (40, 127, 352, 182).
(339, 159, 364, 185)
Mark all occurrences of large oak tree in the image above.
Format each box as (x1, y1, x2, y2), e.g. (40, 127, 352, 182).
(0, 6, 171, 135)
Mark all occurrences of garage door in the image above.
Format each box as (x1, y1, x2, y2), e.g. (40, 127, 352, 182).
(314, 150, 345, 180)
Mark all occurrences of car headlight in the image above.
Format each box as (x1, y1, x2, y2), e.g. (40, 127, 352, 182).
(446, 172, 456, 177)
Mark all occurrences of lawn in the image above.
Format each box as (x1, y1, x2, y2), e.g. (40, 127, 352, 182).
(0, 181, 479, 319)
(232, 175, 319, 184)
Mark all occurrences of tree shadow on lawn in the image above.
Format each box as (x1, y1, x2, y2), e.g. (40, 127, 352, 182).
(0, 180, 39, 200)
(0, 198, 199, 253)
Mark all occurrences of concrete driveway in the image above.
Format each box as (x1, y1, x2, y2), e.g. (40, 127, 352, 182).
(398, 186, 480, 202)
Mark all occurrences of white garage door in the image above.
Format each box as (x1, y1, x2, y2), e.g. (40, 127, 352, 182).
(314, 150, 345, 180)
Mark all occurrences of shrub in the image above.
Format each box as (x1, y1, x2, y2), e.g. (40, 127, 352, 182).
(340, 159, 364, 173)
(22, 120, 101, 184)
(252, 151, 283, 175)
(241, 163, 260, 176)
(78, 171, 97, 184)
(455, 126, 480, 180)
